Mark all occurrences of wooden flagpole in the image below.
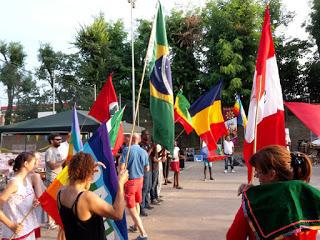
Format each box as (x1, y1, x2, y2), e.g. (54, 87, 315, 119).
(124, 2, 159, 168)
(175, 129, 185, 141)
(9, 205, 34, 240)
(250, 2, 270, 184)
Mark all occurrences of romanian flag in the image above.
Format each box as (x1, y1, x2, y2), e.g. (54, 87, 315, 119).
(174, 90, 193, 134)
(39, 107, 83, 226)
(148, 3, 174, 153)
(233, 95, 247, 129)
(189, 81, 228, 151)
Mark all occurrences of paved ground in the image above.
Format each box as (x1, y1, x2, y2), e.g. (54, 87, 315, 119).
(38, 160, 320, 239)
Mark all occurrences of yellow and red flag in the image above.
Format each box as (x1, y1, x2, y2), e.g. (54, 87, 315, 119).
(174, 90, 193, 134)
(189, 81, 228, 151)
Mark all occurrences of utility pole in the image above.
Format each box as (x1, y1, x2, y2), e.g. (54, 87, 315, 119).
(93, 84, 97, 101)
(52, 72, 55, 114)
(128, 0, 136, 123)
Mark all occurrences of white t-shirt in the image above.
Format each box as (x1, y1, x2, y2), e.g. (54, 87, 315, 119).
(173, 146, 180, 162)
(58, 141, 69, 160)
(223, 140, 234, 155)
(45, 147, 63, 183)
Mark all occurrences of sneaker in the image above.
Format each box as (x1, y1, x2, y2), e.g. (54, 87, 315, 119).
(136, 236, 148, 240)
(145, 205, 154, 210)
(128, 225, 138, 233)
(156, 198, 163, 202)
(210, 177, 215, 181)
(140, 210, 148, 217)
(176, 186, 183, 189)
(224, 170, 228, 174)
(231, 170, 236, 173)
(203, 178, 207, 182)
(151, 200, 160, 205)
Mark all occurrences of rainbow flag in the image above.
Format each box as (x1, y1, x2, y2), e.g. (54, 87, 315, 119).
(66, 104, 83, 161)
(174, 90, 193, 134)
(39, 106, 83, 226)
(39, 125, 127, 239)
(233, 95, 247, 128)
(148, 3, 174, 153)
(189, 81, 228, 151)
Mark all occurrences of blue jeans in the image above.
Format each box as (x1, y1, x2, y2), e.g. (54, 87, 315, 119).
(150, 169, 159, 201)
(225, 155, 234, 170)
(141, 171, 152, 209)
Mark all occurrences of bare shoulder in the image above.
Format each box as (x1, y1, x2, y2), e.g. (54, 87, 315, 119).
(0, 179, 18, 201)
(81, 191, 99, 202)
(30, 172, 42, 182)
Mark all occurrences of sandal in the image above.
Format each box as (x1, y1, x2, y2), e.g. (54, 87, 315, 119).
(128, 225, 138, 233)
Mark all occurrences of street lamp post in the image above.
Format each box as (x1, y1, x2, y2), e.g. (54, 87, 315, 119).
(128, 0, 136, 124)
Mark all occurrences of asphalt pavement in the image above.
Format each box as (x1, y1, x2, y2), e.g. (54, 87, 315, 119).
(39, 160, 320, 239)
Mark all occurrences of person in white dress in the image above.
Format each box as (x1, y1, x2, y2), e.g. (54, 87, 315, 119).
(0, 152, 39, 240)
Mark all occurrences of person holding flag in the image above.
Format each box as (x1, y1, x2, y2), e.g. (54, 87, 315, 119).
(120, 133, 149, 240)
(57, 152, 128, 240)
(200, 142, 214, 181)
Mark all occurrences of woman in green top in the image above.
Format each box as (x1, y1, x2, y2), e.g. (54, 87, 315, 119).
(227, 145, 320, 240)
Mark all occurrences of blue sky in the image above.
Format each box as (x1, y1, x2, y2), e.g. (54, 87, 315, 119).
(0, 0, 311, 105)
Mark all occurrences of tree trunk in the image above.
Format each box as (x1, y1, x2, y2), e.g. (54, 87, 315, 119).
(5, 86, 14, 125)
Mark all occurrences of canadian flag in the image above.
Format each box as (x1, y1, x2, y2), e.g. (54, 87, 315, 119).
(243, 6, 286, 182)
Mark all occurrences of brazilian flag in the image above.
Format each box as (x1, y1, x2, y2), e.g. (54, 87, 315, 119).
(148, 3, 174, 153)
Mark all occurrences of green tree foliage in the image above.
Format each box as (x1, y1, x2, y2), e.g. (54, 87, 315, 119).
(307, 0, 320, 56)
(201, 0, 263, 106)
(134, 19, 152, 106)
(276, 39, 311, 101)
(15, 74, 42, 121)
(37, 43, 91, 110)
(305, 0, 320, 102)
(167, 10, 202, 103)
(74, 14, 131, 97)
(0, 41, 29, 124)
(305, 60, 320, 102)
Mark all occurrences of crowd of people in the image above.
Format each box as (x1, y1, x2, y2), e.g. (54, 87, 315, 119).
(0, 131, 320, 240)
(117, 130, 185, 240)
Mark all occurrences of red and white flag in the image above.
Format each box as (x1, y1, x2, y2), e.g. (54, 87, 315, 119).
(243, 6, 286, 182)
(89, 74, 124, 155)
(89, 74, 119, 122)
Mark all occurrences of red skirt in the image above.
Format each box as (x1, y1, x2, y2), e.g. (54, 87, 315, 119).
(170, 161, 180, 172)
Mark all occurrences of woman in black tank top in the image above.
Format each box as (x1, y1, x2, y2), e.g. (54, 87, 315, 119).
(57, 152, 128, 240)
(58, 191, 105, 240)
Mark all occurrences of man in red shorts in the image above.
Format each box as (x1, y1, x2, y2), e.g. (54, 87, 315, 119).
(120, 133, 149, 240)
